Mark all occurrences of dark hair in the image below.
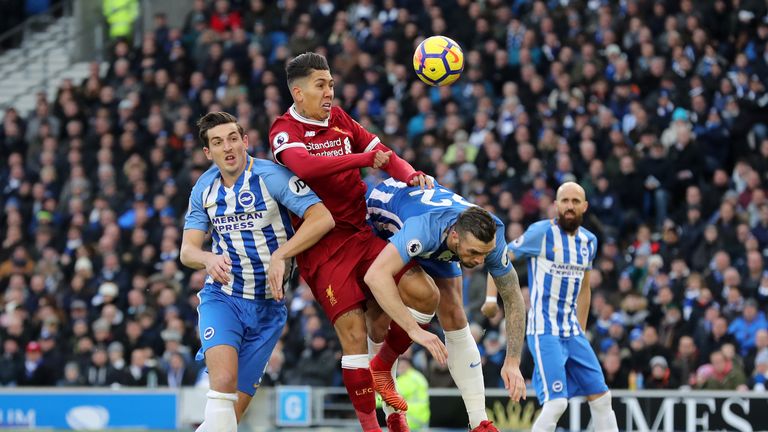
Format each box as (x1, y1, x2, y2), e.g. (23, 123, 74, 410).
(286, 52, 330, 86)
(455, 206, 496, 243)
(196, 112, 243, 148)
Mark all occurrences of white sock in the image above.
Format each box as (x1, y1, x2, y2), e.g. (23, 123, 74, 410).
(589, 392, 618, 432)
(367, 336, 400, 417)
(202, 390, 238, 432)
(445, 324, 486, 428)
(531, 398, 568, 432)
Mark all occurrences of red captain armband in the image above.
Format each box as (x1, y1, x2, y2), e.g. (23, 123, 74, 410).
(405, 171, 427, 186)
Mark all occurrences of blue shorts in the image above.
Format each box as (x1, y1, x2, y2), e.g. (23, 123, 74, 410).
(528, 333, 609, 403)
(416, 258, 461, 279)
(196, 286, 287, 396)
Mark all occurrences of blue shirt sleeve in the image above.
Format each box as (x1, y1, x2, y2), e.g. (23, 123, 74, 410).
(389, 214, 440, 264)
(261, 162, 322, 217)
(507, 221, 546, 258)
(587, 234, 598, 269)
(183, 181, 211, 232)
(487, 222, 514, 278)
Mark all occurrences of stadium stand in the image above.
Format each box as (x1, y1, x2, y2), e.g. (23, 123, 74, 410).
(0, 0, 767, 400)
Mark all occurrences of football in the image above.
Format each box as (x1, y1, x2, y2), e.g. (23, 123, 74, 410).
(412, 35, 464, 86)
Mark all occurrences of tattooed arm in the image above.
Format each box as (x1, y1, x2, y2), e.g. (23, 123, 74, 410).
(488, 266, 527, 401)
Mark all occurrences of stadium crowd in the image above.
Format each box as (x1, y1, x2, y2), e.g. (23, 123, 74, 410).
(0, 0, 768, 395)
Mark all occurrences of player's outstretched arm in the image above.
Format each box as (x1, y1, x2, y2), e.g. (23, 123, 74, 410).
(363, 243, 447, 365)
(180, 229, 232, 285)
(278, 147, 388, 181)
(268, 203, 334, 300)
(577, 270, 592, 331)
(491, 268, 527, 402)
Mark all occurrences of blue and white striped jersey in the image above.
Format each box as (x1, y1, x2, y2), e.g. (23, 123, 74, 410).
(367, 178, 512, 278)
(184, 156, 321, 300)
(508, 219, 598, 337)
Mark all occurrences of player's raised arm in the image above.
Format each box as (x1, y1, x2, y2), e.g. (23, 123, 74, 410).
(268, 202, 334, 300)
(363, 244, 448, 365)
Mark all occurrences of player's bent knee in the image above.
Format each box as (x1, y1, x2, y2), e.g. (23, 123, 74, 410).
(335, 310, 368, 353)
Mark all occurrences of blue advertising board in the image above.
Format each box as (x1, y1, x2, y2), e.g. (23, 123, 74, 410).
(0, 390, 177, 429)
(275, 386, 311, 426)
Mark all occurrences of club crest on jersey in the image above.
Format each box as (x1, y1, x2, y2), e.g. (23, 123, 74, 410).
(238, 190, 256, 208)
(203, 327, 215, 340)
(552, 380, 564, 392)
(273, 131, 289, 149)
(581, 245, 589, 258)
(332, 126, 349, 136)
(407, 239, 423, 256)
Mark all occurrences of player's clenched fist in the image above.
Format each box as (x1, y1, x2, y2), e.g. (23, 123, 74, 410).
(372, 150, 392, 169)
(205, 253, 232, 285)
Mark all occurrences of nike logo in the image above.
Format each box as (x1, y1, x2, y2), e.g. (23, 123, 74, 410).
(470, 361, 481, 368)
(552, 247, 559, 253)
(204, 202, 217, 209)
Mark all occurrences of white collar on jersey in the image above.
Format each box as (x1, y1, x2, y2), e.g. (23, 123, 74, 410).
(289, 104, 330, 127)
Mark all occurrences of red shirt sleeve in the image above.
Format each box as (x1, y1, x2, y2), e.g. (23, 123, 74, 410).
(279, 148, 375, 181)
(269, 117, 376, 181)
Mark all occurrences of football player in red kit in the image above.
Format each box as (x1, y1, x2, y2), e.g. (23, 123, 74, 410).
(268, 52, 446, 432)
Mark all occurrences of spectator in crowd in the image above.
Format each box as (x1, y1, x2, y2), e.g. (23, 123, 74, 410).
(699, 350, 748, 390)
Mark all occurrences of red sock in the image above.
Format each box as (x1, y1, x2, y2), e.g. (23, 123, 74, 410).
(342, 368, 381, 431)
(371, 322, 415, 370)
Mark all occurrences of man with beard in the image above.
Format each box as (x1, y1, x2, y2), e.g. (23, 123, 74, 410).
(364, 177, 527, 432)
(506, 182, 618, 432)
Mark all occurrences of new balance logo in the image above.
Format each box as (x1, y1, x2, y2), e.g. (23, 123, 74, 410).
(305, 131, 316, 137)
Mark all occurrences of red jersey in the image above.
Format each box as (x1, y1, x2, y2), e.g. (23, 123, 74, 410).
(269, 105, 385, 260)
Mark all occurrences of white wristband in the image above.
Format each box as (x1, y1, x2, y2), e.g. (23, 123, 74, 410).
(485, 296, 497, 303)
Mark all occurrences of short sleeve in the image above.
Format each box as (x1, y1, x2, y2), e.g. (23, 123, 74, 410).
(260, 163, 322, 217)
(587, 235, 598, 269)
(335, 108, 380, 153)
(487, 222, 514, 278)
(184, 182, 211, 232)
(388, 214, 439, 264)
(269, 118, 308, 166)
(507, 222, 546, 258)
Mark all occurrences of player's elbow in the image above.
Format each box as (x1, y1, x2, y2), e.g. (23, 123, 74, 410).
(363, 266, 382, 292)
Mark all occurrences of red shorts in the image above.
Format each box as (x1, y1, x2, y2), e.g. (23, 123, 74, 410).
(298, 229, 386, 323)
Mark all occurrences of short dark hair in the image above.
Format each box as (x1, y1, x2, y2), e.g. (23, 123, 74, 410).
(286, 52, 330, 86)
(455, 207, 496, 244)
(196, 112, 243, 148)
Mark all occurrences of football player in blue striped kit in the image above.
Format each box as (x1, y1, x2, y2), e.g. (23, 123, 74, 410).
(505, 182, 618, 432)
(364, 177, 527, 432)
(181, 112, 335, 432)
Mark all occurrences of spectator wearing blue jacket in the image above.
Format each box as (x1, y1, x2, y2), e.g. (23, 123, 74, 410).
(729, 299, 768, 357)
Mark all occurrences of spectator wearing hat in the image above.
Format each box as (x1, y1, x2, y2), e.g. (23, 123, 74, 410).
(645, 355, 680, 389)
(19, 341, 56, 386)
(752, 349, 768, 390)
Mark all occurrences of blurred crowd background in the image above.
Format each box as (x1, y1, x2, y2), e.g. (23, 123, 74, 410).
(0, 0, 767, 395)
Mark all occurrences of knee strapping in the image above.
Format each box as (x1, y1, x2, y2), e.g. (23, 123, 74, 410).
(407, 307, 434, 325)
